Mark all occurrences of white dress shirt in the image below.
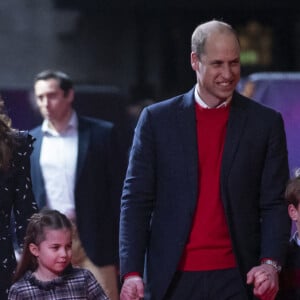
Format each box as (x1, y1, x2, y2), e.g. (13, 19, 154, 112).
(40, 111, 78, 220)
(194, 84, 231, 108)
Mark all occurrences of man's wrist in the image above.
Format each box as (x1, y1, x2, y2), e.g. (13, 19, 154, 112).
(123, 272, 141, 281)
(261, 258, 282, 273)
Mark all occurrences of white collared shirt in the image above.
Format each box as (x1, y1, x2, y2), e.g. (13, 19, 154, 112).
(291, 231, 300, 246)
(194, 84, 231, 108)
(40, 111, 78, 219)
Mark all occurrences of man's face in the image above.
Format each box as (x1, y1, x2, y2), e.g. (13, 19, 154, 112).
(191, 32, 241, 107)
(34, 78, 73, 123)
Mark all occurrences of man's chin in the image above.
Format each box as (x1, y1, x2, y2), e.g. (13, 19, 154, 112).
(217, 91, 234, 100)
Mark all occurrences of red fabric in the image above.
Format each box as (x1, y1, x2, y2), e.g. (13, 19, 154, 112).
(178, 103, 236, 271)
(123, 272, 141, 280)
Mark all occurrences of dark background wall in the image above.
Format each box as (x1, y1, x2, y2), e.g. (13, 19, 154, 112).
(1, 1, 300, 97)
(0, 0, 299, 134)
(52, 0, 300, 100)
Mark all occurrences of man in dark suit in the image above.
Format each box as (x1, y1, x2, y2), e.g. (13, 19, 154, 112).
(30, 70, 123, 300)
(119, 20, 290, 300)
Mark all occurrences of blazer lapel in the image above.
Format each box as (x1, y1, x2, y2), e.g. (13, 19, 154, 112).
(32, 129, 43, 174)
(76, 117, 90, 184)
(31, 128, 47, 208)
(221, 92, 248, 189)
(177, 88, 199, 212)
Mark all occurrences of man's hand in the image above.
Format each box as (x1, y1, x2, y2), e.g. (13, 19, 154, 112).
(247, 264, 279, 300)
(120, 276, 144, 300)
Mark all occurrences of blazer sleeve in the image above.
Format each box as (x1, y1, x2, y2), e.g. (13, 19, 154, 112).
(259, 112, 290, 264)
(120, 107, 156, 278)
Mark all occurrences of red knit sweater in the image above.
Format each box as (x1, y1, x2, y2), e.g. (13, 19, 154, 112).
(178, 103, 236, 271)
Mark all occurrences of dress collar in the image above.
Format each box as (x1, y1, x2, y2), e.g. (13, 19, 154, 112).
(25, 264, 73, 290)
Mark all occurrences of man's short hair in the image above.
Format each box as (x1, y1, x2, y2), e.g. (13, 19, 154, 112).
(34, 70, 73, 95)
(191, 20, 239, 59)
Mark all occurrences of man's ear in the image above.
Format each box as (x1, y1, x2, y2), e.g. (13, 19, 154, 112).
(288, 204, 298, 221)
(191, 52, 199, 71)
(29, 243, 39, 257)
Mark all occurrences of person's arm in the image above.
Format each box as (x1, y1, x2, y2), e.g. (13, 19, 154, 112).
(14, 133, 38, 248)
(106, 123, 125, 265)
(119, 107, 156, 296)
(258, 112, 290, 264)
(8, 286, 19, 300)
(247, 112, 290, 299)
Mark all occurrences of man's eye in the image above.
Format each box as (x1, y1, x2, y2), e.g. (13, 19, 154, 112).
(212, 62, 222, 67)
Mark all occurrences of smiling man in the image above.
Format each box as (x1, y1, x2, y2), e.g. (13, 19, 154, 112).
(120, 20, 290, 300)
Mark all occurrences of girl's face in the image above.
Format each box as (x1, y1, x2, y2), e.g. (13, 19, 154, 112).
(30, 228, 72, 280)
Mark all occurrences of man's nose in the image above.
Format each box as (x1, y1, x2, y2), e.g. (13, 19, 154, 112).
(222, 64, 233, 78)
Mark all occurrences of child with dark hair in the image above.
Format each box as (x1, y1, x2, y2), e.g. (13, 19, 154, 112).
(277, 172, 300, 299)
(8, 209, 109, 299)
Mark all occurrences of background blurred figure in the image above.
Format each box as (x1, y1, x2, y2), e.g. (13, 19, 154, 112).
(0, 98, 38, 298)
(240, 80, 256, 98)
(29, 70, 123, 300)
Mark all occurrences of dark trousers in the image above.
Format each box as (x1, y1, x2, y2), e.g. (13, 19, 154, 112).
(163, 268, 249, 300)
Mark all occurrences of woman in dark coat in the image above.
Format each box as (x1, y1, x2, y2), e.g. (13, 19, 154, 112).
(0, 99, 38, 298)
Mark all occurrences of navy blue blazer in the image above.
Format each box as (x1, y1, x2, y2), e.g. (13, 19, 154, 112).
(30, 115, 123, 267)
(120, 88, 291, 299)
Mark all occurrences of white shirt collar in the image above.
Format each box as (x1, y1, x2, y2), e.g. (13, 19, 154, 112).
(194, 84, 231, 109)
(291, 231, 300, 246)
(42, 111, 78, 135)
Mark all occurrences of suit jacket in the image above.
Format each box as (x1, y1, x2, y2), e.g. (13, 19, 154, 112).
(120, 88, 291, 299)
(0, 132, 38, 297)
(30, 115, 123, 267)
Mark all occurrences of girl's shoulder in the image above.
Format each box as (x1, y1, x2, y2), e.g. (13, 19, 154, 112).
(8, 271, 35, 298)
(67, 265, 95, 279)
(10, 270, 31, 286)
(66, 266, 109, 299)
